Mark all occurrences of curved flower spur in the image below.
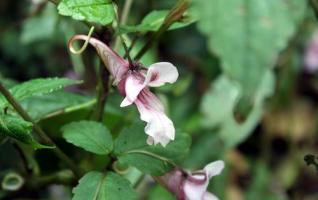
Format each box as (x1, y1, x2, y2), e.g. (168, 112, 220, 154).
(68, 34, 179, 147)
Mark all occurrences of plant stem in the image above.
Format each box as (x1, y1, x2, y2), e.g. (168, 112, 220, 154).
(124, 34, 139, 59)
(134, 0, 189, 60)
(27, 170, 75, 189)
(0, 81, 82, 178)
(114, 0, 134, 51)
(91, 63, 110, 121)
(120, 0, 134, 25)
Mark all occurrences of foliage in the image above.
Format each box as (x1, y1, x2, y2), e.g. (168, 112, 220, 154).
(58, 0, 115, 25)
(62, 120, 113, 155)
(0, 0, 317, 199)
(114, 122, 191, 175)
(72, 171, 137, 200)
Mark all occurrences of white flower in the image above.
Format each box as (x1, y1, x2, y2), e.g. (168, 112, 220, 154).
(69, 35, 179, 146)
(159, 160, 225, 200)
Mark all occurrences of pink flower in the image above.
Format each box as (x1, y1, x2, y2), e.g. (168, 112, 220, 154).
(69, 35, 178, 146)
(159, 160, 225, 200)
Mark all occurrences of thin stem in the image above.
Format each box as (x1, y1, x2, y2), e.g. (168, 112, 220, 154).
(114, 0, 134, 51)
(91, 62, 110, 121)
(124, 34, 139, 59)
(124, 150, 177, 167)
(134, 0, 189, 60)
(120, 35, 133, 66)
(0, 81, 82, 178)
(29, 170, 75, 187)
(120, 0, 134, 25)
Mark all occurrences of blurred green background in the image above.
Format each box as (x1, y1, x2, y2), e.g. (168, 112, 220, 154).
(1, 0, 318, 199)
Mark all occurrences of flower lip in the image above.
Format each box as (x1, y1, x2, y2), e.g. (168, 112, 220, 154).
(187, 172, 208, 184)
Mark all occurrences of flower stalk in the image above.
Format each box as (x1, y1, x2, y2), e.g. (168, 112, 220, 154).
(134, 0, 190, 60)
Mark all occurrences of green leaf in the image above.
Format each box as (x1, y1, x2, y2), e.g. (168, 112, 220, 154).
(119, 9, 196, 34)
(114, 122, 191, 176)
(1, 172, 24, 191)
(0, 77, 81, 109)
(148, 185, 176, 200)
(201, 71, 275, 148)
(201, 75, 241, 128)
(195, 0, 306, 106)
(62, 121, 113, 155)
(0, 115, 46, 149)
(73, 171, 137, 200)
(58, 0, 115, 25)
(21, 91, 92, 120)
(21, 4, 58, 44)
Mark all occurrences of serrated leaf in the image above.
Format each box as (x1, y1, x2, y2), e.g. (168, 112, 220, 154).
(114, 122, 191, 176)
(119, 9, 196, 34)
(195, 0, 306, 107)
(73, 171, 137, 200)
(58, 0, 115, 25)
(0, 114, 47, 149)
(62, 121, 113, 155)
(0, 78, 81, 109)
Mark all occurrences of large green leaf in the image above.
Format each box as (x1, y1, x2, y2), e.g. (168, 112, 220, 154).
(0, 114, 45, 149)
(62, 121, 113, 155)
(119, 9, 196, 34)
(58, 0, 115, 25)
(201, 71, 275, 148)
(114, 122, 191, 176)
(73, 171, 137, 200)
(0, 78, 81, 108)
(195, 0, 306, 106)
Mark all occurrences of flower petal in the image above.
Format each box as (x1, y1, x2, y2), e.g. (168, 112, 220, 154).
(203, 192, 219, 200)
(184, 175, 209, 200)
(144, 62, 179, 87)
(204, 160, 225, 179)
(120, 73, 146, 107)
(134, 89, 175, 146)
(68, 35, 129, 84)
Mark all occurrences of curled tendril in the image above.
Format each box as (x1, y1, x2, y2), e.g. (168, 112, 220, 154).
(69, 26, 95, 54)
